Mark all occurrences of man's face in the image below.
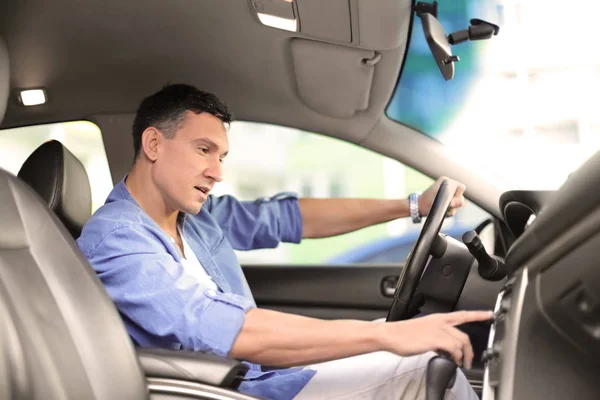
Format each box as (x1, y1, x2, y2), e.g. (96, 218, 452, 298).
(153, 111, 228, 214)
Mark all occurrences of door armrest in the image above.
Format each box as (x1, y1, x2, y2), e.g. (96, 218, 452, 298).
(136, 348, 249, 389)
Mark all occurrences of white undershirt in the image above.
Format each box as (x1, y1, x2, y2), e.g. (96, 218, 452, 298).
(173, 227, 218, 291)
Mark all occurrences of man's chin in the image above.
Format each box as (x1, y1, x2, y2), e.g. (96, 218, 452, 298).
(182, 202, 204, 215)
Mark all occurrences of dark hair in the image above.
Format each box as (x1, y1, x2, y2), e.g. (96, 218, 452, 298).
(132, 84, 234, 160)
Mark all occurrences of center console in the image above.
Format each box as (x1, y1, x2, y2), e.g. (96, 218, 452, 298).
(481, 270, 523, 400)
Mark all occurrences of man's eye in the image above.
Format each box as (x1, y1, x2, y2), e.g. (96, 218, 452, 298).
(199, 147, 209, 154)
(219, 158, 225, 164)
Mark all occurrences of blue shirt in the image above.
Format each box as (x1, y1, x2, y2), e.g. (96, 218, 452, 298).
(77, 178, 317, 399)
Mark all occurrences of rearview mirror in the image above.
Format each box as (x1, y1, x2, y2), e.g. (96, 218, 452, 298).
(415, 1, 499, 81)
(420, 12, 456, 81)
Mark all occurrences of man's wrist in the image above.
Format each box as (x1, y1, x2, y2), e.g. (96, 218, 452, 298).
(371, 321, 392, 353)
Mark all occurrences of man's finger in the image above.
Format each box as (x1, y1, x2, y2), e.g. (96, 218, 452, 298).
(450, 196, 464, 209)
(455, 182, 466, 198)
(436, 337, 464, 366)
(445, 326, 474, 369)
(446, 310, 494, 325)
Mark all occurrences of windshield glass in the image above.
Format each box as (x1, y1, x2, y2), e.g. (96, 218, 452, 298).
(387, 0, 600, 190)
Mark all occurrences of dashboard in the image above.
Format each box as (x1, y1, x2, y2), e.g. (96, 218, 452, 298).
(481, 153, 600, 399)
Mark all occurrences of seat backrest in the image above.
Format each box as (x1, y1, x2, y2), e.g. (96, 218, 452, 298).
(17, 140, 92, 239)
(0, 168, 148, 399)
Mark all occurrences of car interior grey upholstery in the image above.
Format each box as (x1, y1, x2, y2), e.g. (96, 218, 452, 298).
(0, 170, 149, 399)
(17, 140, 92, 239)
(0, 0, 409, 145)
(290, 38, 379, 118)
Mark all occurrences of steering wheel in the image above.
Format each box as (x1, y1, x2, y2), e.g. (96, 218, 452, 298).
(386, 179, 457, 322)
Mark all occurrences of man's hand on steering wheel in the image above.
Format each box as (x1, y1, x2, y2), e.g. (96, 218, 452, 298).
(388, 177, 467, 321)
(418, 176, 467, 217)
(377, 310, 493, 369)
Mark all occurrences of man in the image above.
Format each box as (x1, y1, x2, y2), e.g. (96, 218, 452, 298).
(77, 84, 492, 400)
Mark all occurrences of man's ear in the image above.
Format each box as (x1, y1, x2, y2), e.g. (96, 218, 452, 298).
(141, 127, 162, 162)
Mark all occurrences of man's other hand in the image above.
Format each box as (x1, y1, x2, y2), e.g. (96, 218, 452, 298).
(377, 310, 493, 369)
(418, 176, 466, 217)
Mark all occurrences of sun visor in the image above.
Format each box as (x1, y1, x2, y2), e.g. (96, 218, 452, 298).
(0, 37, 9, 124)
(251, 0, 412, 50)
(291, 38, 378, 118)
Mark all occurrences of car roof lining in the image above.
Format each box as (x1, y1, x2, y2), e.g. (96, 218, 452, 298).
(0, 0, 411, 143)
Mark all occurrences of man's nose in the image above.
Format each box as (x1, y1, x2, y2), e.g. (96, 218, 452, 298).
(204, 159, 223, 182)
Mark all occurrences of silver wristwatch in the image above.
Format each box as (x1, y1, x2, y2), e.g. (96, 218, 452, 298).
(409, 192, 422, 223)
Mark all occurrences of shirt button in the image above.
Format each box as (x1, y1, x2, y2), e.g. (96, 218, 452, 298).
(206, 289, 217, 297)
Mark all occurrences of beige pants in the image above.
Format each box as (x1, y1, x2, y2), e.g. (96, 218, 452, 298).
(294, 350, 478, 400)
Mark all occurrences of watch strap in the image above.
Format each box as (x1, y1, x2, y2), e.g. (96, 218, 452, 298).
(409, 192, 422, 223)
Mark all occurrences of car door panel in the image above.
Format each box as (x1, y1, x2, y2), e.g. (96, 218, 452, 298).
(242, 265, 400, 320)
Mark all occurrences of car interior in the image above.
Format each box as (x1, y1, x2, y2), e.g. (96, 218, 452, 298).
(1, 0, 600, 399)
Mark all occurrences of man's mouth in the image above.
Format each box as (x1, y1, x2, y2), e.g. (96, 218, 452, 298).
(194, 186, 210, 196)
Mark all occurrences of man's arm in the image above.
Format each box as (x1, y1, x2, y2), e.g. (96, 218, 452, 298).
(299, 176, 466, 239)
(299, 197, 410, 239)
(230, 308, 492, 369)
(82, 221, 491, 369)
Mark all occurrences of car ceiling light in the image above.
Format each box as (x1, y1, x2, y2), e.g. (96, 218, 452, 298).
(252, 0, 298, 32)
(19, 89, 47, 106)
(257, 13, 297, 32)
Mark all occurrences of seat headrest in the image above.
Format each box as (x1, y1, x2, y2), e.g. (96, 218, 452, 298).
(0, 37, 9, 124)
(17, 140, 92, 239)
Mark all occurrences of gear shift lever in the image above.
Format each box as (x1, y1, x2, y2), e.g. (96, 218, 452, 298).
(426, 352, 457, 400)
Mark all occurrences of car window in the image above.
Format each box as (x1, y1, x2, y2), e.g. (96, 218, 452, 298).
(214, 121, 490, 265)
(0, 121, 113, 213)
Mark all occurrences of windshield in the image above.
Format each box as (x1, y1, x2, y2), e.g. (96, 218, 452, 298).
(387, 0, 600, 190)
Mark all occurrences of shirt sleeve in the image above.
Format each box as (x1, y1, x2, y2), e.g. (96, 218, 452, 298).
(202, 192, 303, 250)
(85, 226, 255, 357)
